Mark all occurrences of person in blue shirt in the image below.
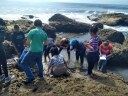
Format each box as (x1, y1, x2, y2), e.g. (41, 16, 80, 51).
(11, 25, 25, 56)
(70, 39, 86, 69)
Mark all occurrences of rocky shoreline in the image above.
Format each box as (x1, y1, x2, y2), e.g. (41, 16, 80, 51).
(1, 13, 128, 96)
(4, 13, 128, 67)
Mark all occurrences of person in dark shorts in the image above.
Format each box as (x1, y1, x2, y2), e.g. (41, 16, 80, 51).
(43, 38, 55, 62)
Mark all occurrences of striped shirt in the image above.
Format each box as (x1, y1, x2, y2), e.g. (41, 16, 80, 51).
(87, 35, 100, 52)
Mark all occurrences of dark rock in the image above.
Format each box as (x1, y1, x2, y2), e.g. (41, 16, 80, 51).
(49, 14, 91, 33)
(21, 17, 27, 19)
(42, 24, 56, 39)
(3, 41, 17, 59)
(49, 14, 74, 22)
(87, 15, 99, 21)
(98, 29, 125, 44)
(93, 23, 104, 29)
(95, 13, 128, 26)
(108, 43, 128, 67)
(22, 15, 34, 19)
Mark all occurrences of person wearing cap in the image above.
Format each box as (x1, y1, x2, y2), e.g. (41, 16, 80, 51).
(57, 38, 70, 60)
(20, 19, 48, 84)
(70, 39, 85, 69)
(85, 25, 100, 78)
(97, 40, 113, 73)
(11, 24, 25, 56)
(0, 18, 13, 84)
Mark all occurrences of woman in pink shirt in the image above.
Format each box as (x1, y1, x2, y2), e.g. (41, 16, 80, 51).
(97, 40, 113, 73)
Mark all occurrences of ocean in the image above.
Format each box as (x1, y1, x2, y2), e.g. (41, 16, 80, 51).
(0, 2, 128, 35)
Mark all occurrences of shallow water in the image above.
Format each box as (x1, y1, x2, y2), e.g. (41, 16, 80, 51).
(61, 34, 128, 80)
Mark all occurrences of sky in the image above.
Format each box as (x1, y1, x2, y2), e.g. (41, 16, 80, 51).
(5, 0, 128, 5)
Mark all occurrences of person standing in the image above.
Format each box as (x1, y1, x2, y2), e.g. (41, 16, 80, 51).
(85, 25, 100, 78)
(0, 18, 12, 83)
(11, 25, 25, 56)
(20, 19, 47, 84)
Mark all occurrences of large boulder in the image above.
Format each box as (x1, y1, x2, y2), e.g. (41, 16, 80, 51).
(94, 13, 128, 26)
(98, 29, 125, 44)
(49, 14, 91, 33)
(108, 43, 128, 67)
(93, 23, 104, 29)
(42, 24, 56, 39)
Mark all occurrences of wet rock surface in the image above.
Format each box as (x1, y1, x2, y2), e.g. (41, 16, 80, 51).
(91, 13, 128, 26)
(49, 14, 91, 33)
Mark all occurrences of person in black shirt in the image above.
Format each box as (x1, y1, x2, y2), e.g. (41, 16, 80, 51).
(11, 25, 25, 56)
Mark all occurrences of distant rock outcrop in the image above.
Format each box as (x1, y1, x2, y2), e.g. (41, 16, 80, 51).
(91, 13, 128, 26)
(49, 14, 91, 33)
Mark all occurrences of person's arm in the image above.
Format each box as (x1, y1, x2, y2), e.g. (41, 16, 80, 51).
(26, 38, 30, 46)
(43, 32, 48, 45)
(47, 64, 52, 75)
(64, 58, 68, 68)
(99, 45, 102, 56)
(85, 42, 94, 50)
(107, 48, 113, 58)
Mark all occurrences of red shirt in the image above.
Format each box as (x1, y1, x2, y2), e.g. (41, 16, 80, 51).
(100, 44, 113, 55)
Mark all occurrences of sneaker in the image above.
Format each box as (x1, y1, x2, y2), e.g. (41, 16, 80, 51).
(5, 75, 15, 84)
(22, 78, 34, 85)
(0, 74, 5, 83)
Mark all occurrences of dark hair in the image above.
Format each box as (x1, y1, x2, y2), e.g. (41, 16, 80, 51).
(103, 40, 109, 46)
(34, 19, 42, 27)
(50, 47, 59, 56)
(89, 25, 98, 34)
(0, 18, 6, 26)
(63, 39, 69, 44)
(14, 24, 19, 29)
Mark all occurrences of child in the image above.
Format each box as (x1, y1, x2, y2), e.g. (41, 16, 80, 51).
(97, 40, 113, 73)
(46, 47, 70, 77)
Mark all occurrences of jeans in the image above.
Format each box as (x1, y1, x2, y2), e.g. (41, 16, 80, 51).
(76, 50, 85, 66)
(0, 48, 8, 77)
(20, 51, 43, 80)
(97, 56, 111, 72)
(87, 51, 99, 75)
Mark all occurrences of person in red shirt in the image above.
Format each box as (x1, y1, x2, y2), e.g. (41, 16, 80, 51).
(97, 40, 113, 73)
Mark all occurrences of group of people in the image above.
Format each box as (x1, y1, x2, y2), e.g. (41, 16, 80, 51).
(0, 18, 113, 85)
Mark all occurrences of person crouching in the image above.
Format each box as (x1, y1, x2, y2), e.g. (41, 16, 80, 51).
(46, 47, 70, 77)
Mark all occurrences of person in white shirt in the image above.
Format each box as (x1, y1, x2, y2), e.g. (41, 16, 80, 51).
(46, 47, 70, 77)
